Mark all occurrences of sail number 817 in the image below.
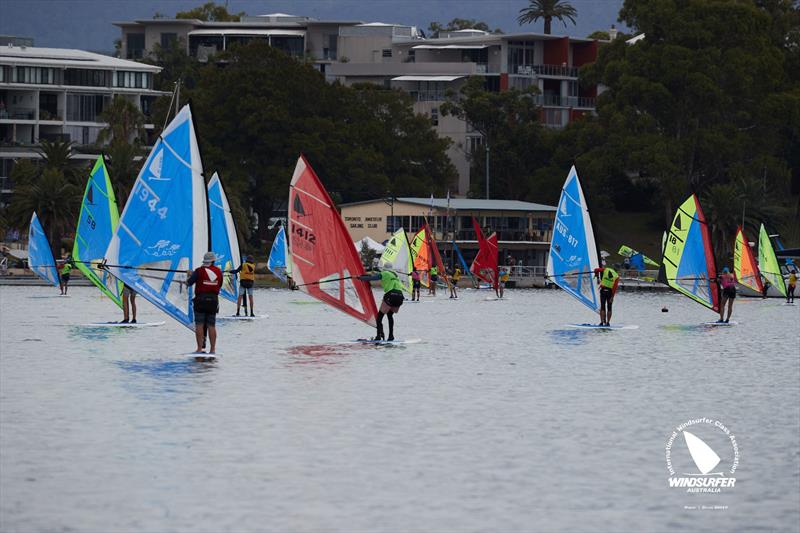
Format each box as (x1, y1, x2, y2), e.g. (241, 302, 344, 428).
(134, 182, 168, 220)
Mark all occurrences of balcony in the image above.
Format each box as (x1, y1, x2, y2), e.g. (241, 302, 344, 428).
(511, 64, 579, 78)
(0, 108, 36, 120)
(532, 95, 596, 108)
(410, 90, 447, 102)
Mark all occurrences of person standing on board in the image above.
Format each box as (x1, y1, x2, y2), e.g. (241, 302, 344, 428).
(411, 268, 421, 301)
(429, 265, 439, 296)
(187, 252, 223, 354)
(450, 266, 461, 299)
(59, 257, 73, 295)
(718, 267, 736, 323)
(595, 266, 620, 326)
(234, 255, 257, 316)
(121, 284, 137, 323)
(357, 268, 404, 341)
(788, 269, 797, 303)
(498, 266, 510, 299)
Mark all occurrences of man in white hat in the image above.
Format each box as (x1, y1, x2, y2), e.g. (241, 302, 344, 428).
(187, 251, 223, 353)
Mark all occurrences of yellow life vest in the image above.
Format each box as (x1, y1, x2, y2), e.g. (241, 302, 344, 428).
(240, 262, 256, 281)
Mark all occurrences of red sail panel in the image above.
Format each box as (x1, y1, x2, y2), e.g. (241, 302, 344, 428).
(424, 222, 451, 288)
(693, 195, 720, 313)
(288, 155, 377, 326)
(734, 226, 763, 293)
(470, 217, 498, 287)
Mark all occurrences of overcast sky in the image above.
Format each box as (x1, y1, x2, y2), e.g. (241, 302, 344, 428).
(0, 0, 625, 53)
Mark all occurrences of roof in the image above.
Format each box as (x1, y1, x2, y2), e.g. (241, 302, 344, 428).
(341, 197, 556, 212)
(188, 29, 304, 37)
(0, 46, 161, 72)
(412, 44, 488, 50)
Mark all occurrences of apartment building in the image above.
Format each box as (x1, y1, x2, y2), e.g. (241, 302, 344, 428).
(0, 43, 164, 198)
(114, 13, 603, 197)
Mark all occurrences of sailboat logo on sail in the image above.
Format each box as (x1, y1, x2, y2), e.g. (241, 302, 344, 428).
(665, 418, 739, 493)
(293, 195, 307, 217)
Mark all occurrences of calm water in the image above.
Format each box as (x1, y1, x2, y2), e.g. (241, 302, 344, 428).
(1, 285, 798, 532)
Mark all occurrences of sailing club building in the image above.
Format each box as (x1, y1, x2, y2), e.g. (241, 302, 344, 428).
(339, 197, 557, 267)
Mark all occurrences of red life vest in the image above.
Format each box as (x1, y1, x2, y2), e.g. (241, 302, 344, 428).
(194, 265, 223, 294)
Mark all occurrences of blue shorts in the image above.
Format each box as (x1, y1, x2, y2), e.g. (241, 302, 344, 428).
(240, 286, 254, 296)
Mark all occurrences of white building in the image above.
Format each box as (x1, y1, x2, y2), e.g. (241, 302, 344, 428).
(0, 44, 164, 197)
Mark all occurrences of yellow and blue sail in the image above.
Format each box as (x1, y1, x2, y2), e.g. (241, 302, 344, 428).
(758, 223, 786, 297)
(378, 228, 413, 294)
(208, 172, 241, 303)
(72, 156, 123, 308)
(105, 105, 208, 329)
(28, 212, 59, 287)
(659, 194, 720, 312)
(267, 226, 288, 282)
(546, 166, 600, 314)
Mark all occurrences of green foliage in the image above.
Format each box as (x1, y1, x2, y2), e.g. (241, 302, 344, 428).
(427, 18, 503, 37)
(441, 77, 549, 200)
(188, 42, 456, 243)
(176, 2, 243, 21)
(517, 0, 578, 34)
(97, 96, 145, 146)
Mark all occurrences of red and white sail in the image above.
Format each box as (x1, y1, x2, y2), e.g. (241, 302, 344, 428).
(288, 155, 378, 326)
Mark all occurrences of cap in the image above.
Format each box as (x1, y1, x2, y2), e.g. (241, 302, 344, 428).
(722, 267, 730, 273)
(202, 251, 216, 265)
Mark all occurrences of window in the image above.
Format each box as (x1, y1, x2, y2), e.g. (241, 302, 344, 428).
(64, 69, 107, 87)
(66, 94, 107, 122)
(382, 49, 392, 58)
(114, 71, 150, 89)
(160, 32, 177, 49)
(12, 66, 57, 84)
(127, 33, 145, 59)
(568, 81, 579, 97)
(430, 107, 439, 126)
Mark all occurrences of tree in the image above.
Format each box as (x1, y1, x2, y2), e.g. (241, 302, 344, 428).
(188, 42, 456, 244)
(96, 96, 146, 146)
(176, 2, 244, 22)
(427, 18, 502, 37)
(517, 0, 578, 35)
(441, 77, 549, 200)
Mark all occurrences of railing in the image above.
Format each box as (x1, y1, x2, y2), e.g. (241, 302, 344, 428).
(2, 108, 35, 120)
(507, 265, 547, 278)
(451, 229, 552, 242)
(512, 64, 579, 77)
(412, 90, 447, 102)
(532, 95, 597, 109)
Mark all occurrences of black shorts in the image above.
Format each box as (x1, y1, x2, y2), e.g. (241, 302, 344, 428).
(722, 286, 736, 299)
(240, 279, 254, 289)
(600, 287, 614, 305)
(193, 292, 219, 314)
(383, 290, 404, 308)
(430, 274, 438, 282)
(413, 280, 421, 289)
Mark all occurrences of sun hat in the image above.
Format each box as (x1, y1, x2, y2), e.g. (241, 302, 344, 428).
(202, 251, 216, 265)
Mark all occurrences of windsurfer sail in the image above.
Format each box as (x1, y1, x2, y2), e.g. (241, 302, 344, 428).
(452, 240, 477, 287)
(72, 156, 123, 307)
(733, 226, 763, 294)
(267, 225, 289, 283)
(758, 223, 787, 297)
(287, 155, 377, 326)
(28, 212, 59, 287)
(618, 245, 659, 268)
(424, 221, 451, 289)
(658, 194, 720, 312)
(410, 227, 431, 287)
(546, 166, 601, 313)
(378, 228, 413, 294)
(105, 104, 208, 329)
(470, 217, 498, 288)
(208, 172, 241, 303)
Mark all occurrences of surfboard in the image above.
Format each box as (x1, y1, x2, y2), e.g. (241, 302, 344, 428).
(484, 296, 509, 301)
(349, 338, 422, 345)
(566, 323, 639, 330)
(703, 321, 738, 326)
(82, 321, 165, 328)
(185, 352, 218, 361)
(30, 295, 71, 299)
(217, 314, 269, 321)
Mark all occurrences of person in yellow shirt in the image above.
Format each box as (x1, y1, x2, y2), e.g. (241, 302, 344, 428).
(788, 269, 797, 304)
(59, 258, 73, 295)
(235, 256, 257, 316)
(449, 266, 461, 299)
(497, 266, 510, 299)
(595, 266, 620, 326)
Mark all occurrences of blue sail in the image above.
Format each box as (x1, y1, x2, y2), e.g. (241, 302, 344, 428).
(268, 226, 288, 282)
(28, 212, 59, 287)
(105, 105, 208, 329)
(208, 172, 240, 303)
(546, 166, 601, 314)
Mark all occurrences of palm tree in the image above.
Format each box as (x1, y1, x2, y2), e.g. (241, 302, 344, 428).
(517, 0, 578, 35)
(96, 96, 145, 146)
